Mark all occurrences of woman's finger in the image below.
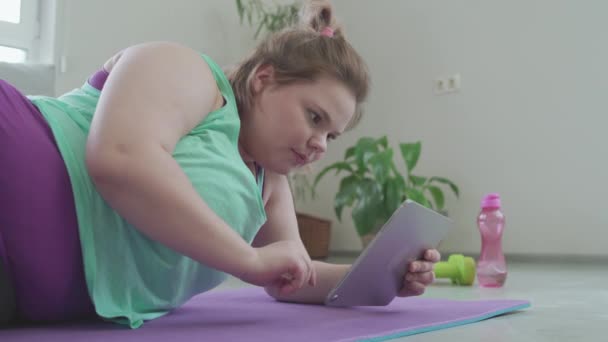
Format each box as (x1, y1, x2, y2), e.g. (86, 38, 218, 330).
(406, 271, 435, 285)
(409, 261, 434, 273)
(398, 281, 426, 297)
(425, 249, 441, 262)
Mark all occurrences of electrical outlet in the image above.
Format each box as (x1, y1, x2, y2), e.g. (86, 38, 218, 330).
(446, 73, 461, 93)
(434, 73, 461, 95)
(434, 78, 447, 94)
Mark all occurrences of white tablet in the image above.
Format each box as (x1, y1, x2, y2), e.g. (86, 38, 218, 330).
(325, 199, 452, 307)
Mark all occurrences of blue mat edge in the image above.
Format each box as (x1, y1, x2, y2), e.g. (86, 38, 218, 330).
(359, 301, 532, 342)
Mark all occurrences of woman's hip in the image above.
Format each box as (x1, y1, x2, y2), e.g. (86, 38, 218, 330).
(0, 79, 95, 322)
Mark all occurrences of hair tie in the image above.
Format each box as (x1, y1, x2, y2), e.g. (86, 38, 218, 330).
(320, 27, 334, 38)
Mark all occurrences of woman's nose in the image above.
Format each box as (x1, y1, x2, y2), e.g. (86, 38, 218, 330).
(309, 134, 327, 154)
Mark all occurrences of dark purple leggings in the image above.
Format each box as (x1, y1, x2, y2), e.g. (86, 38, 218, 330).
(0, 79, 97, 321)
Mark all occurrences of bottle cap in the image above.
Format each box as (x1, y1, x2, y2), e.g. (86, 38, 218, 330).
(481, 193, 501, 209)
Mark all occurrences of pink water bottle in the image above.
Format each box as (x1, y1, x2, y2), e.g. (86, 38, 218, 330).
(476, 193, 507, 287)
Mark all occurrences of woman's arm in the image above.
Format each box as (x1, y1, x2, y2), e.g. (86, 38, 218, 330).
(252, 171, 350, 302)
(255, 171, 439, 303)
(268, 253, 440, 303)
(251, 171, 317, 286)
(265, 260, 349, 303)
(86, 42, 256, 278)
(252, 172, 305, 247)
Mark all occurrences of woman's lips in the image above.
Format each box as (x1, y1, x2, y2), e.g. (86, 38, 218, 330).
(292, 149, 307, 165)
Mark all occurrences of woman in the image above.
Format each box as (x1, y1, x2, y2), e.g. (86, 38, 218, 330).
(0, 0, 439, 328)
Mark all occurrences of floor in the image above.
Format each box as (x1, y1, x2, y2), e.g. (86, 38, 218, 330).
(219, 256, 607, 341)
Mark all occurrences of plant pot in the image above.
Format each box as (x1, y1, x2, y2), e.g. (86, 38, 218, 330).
(296, 212, 331, 259)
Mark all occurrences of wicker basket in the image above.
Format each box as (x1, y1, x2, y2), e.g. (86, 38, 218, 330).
(296, 212, 331, 259)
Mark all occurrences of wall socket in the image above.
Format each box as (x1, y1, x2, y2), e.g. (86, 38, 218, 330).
(434, 73, 461, 95)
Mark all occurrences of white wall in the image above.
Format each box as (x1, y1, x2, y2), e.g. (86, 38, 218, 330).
(53, 0, 255, 94)
(296, 0, 608, 257)
(49, 0, 607, 257)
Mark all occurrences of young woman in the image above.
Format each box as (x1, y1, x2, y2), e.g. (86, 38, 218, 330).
(0, 0, 439, 328)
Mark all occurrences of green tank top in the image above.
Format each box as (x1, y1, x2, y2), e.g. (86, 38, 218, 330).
(28, 55, 267, 328)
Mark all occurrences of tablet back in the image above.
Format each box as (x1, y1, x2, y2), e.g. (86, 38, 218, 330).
(325, 200, 452, 307)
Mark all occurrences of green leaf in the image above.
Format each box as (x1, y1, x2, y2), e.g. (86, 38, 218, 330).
(246, 10, 253, 26)
(384, 177, 405, 215)
(389, 161, 401, 178)
(405, 188, 431, 209)
(376, 136, 388, 149)
(334, 175, 359, 220)
(236, 0, 245, 23)
(312, 161, 354, 190)
(399, 142, 421, 174)
(269, 13, 279, 31)
(429, 177, 460, 197)
(393, 174, 407, 193)
(254, 16, 267, 38)
(427, 186, 445, 211)
(351, 180, 387, 237)
(344, 146, 356, 160)
(354, 137, 379, 173)
(367, 148, 393, 185)
(410, 175, 427, 187)
(236, 0, 301, 39)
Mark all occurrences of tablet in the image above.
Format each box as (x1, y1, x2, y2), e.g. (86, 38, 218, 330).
(324, 199, 452, 307)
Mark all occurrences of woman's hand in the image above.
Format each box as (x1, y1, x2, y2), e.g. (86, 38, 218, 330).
(240, 240, 316, 296)
(398, 249, 440, 297)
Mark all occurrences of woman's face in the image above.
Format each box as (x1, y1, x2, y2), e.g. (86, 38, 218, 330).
(240, 65, 356, 175)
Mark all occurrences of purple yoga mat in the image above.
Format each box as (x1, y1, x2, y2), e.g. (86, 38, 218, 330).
(1, 287, 530, 342)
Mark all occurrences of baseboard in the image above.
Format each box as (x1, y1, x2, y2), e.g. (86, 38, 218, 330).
(329, 250, 608, 264)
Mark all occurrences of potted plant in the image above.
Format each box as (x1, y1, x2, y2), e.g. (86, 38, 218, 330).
(235, 0, 300, 39)
(313, 136, 460, 248)
(234, 0, 332, 259)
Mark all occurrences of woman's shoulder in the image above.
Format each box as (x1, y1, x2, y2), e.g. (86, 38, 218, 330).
(102, 42, 210, 73)
(99, 42, 224, 107)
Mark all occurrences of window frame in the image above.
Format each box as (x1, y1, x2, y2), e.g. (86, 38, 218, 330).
(0, 0, 40, 62)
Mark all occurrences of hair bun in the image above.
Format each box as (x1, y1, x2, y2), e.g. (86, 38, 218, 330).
(298, 0, 339, 34)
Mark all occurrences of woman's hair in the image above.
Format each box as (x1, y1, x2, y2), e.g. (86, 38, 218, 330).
(230, 0, 370, 130)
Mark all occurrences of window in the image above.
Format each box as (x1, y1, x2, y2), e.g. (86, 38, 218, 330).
(0, 0, 40, 63)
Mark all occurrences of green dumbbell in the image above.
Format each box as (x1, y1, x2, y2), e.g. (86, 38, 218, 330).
(433, 254, 476, 285)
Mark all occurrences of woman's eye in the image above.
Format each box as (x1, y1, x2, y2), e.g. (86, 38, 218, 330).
(309, 110, 322, 124)
(327, 134, 337, 141)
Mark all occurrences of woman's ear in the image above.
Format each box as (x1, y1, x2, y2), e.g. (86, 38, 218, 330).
(251, 64, 275, 94)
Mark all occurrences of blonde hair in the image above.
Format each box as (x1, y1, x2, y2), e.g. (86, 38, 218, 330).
(230, 0, 370, 130)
